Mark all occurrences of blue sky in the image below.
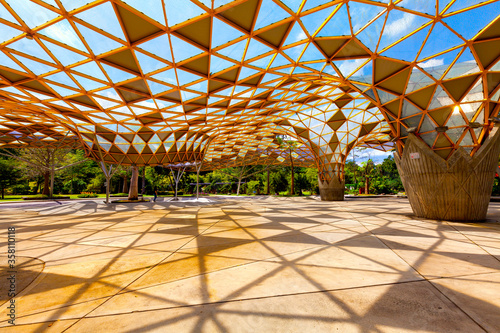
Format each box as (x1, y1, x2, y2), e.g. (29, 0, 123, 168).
(346, 148, 394, 164)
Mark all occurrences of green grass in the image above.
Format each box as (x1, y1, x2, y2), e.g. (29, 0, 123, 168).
(0, 193, 110, 201)
(275, 191, 314, 197)
(0, 191, 319, 202)
(0, 195, 25, 201)
(0, 193, 200, 201)
(208, 191, 316, 197)
(210, 193, 250, 196)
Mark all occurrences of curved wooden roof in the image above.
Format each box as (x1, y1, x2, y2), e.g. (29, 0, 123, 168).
(0, 0, 498, 170)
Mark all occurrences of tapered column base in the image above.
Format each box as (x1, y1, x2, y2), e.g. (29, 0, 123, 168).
(128, 165, 139, 200)
(318, 176, 344, 201)
(395, 129, 500, 222)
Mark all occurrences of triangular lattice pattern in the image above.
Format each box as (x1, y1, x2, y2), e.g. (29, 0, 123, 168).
(0, 0, 499, 181)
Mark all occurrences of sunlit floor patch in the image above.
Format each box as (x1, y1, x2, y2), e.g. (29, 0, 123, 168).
(0, 196, 499, 332)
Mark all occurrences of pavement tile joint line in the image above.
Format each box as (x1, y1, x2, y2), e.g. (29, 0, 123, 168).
(0, 197, 499, 332)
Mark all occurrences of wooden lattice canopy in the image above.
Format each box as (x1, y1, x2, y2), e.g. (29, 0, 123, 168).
(0, 0, 499, 181)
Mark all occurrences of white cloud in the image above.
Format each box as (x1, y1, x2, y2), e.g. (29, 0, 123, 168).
(94, 96, 119, 109)
(384, 13, 416, 37)
(419, 58, 444, 68)
(172, 105, 183, 113)
(339, 58, 366, 77)
(136, 100, 156, 108)
(105, 91, 120, 100)
(43, 20, 85, 50)
(347, 148, 393, 164)
(295, 30, 307, 42)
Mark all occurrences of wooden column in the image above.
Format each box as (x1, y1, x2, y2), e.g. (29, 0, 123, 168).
(128, 165, 139, 200)
(394, 128, 500, 221)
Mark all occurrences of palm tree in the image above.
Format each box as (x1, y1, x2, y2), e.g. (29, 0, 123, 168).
(360, 159, 375, 194)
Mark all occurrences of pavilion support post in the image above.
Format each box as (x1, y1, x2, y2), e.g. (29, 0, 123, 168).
(105, 174, 111, 204)
(169, 167, 186, 201)
(394, 129, 500, 222)
(317, 175, 344, 201)
(99, 162, 120, 204)
(193, 136, 213, 200)
(174, 169, 179, 200)
(128, 165, 139, 200)
(236, 166, 245, 196)
(236, 175, 243, 196)
(101, 163, 112, 204)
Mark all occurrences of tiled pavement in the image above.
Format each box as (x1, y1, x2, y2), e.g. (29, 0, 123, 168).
(0, 196, 499, 332)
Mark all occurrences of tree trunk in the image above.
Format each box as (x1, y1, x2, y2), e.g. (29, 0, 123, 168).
(266, 169, 270, 195)
(100, 162, 113, 204)
(122, 176, 128, 193)
(128, 166, 139, 200)
(236, 177, 242, 196)
(105, 176, 111, 204)
(33, 177, 41, 194)
(42, 171, 50, 196)
(50, 167, 55, 198)
(290, 150, 294, 195)
(141, 167, 146, 194)
(174, 174, 178, 200)
(365, 176, 369, 195)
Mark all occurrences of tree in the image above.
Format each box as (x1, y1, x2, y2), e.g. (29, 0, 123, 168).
(150, 166, 174, 193)
(246, 179, 264, 195)
(98, 162, 124, 204)
(60, 150, 100, 194)
(277, 135, 299, 195)
(370, 156, 404, 194)
(359, 159, 375, 194)
(218, 166, 246, 195)
(168, 166, 187, 200)
(344, 161, 359, 188)
(294, 168, 310, 195)
(305, 168, 318, 194)
(218, 164, 275, 196)
(0, 148, 87, 197)
(0, 157, 21, 199)
(269, 168, 288, 194)
(113, 165, 132, 193)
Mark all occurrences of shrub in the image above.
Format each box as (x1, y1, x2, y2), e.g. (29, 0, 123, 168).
(246, 180, 263, 195)
(23, 195, 70, 200)
(77, 192, 98, 198)
(162, 190, 183, 196)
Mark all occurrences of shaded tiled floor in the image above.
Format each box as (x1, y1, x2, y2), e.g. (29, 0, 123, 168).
(0, 196, 499, 332)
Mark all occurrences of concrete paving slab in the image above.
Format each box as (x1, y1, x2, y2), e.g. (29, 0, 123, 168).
(431, 272, 500, 332)
(0, 197, 498, 332)
(88, 234, 421, 318)
(69, 281, 482, 333)
(0, 256, 44, 307)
